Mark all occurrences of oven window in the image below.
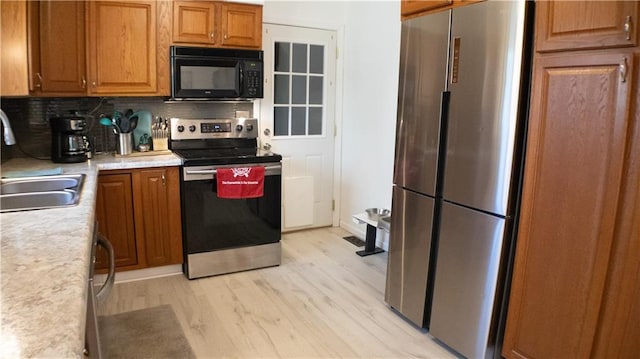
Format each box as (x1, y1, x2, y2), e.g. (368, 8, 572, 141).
(182, 174, 281, 254)
(180, 66, 236, 90)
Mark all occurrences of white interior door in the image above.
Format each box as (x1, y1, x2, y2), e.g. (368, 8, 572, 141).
(260, 24, 337, 232)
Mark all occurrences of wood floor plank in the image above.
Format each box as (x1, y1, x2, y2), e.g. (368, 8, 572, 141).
(98, 227, 455, 358)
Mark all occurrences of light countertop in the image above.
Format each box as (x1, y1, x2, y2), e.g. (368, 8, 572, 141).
(0, 153, 182, 358)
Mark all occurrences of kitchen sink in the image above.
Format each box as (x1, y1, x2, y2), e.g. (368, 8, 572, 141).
(0, 174, 85, 212)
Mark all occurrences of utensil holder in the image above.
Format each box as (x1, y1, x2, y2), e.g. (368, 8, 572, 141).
(117, 133, 133, 155)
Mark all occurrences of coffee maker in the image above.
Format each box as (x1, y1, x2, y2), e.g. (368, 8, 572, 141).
(50, 115, 91, 163)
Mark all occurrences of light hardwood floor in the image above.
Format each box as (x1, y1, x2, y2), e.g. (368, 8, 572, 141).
(97, 227, 455, 358)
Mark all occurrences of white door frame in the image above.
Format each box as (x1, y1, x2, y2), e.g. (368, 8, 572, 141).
(255, 22, 344, 228)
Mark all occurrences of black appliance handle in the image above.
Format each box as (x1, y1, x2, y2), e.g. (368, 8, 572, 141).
(186, 165, 281, 176)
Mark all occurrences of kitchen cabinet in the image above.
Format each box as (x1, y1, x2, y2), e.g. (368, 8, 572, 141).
(536, 1, 638, 52)
(29, 1, 86, 95)
(96, 167, 183, 272)
(502, 1, 640, 358)
(0, 0, 29, 96)
(172, 0, 262, 49)
(400, 0, 480, 20)
(25, 0, 171, 97)
(95, 173, 138, 268)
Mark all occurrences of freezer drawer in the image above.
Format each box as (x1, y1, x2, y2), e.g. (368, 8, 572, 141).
(430, 201, 506, 359)
(385, 186, 435, 327)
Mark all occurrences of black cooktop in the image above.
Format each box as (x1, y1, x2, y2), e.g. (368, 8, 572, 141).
(174, 148, 282, 166)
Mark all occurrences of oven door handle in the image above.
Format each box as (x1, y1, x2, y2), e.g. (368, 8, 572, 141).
(186, 165, 281, 175)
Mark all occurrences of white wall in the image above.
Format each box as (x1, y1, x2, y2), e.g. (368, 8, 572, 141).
(262, 1, 401, 248)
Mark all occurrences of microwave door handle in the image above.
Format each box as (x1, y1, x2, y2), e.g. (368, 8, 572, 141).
(239, 64, 244, 97)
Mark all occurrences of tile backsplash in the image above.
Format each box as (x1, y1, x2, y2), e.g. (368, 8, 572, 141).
(0, 97, 252, 163)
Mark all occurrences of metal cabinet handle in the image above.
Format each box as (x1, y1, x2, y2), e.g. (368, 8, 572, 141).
(96, 234, 115, 303)
(82, 76, 87, 89)
(35, 73, 43, 88)
(210, 31, 214, 40)
(620, 57, 628, 83)
(624, 15, 632, 41)
(224, 33, 228, 40)
(162, 173, 166, 185)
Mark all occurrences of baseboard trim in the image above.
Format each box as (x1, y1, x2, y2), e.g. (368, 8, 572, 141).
(94, 264, 183, 285)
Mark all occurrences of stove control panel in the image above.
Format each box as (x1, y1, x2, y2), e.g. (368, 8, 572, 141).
(170, 118, 258, 140)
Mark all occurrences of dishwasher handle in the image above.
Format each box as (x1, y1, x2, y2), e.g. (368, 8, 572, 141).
(96, 234, 115, 303)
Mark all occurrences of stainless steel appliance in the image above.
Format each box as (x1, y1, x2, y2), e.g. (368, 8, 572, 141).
(49, 115, 92, 163)
(170, 46, 263, 100)
(386, 2, 532, 358)
(170, 117, 282, 279)
(86, 223, 115, 358)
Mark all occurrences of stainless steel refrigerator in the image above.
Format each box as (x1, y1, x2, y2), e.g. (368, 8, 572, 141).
(385, 1, 531, 358)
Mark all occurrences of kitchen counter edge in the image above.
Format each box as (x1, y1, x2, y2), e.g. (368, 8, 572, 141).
(0, 153, 182, 358)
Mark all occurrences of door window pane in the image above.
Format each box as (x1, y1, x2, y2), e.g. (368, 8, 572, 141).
(291, 107, 306, 135)
(309, 108, 323, 135)
(274, 107, 289, 136)
(274, 75, 289, 104)
(292, 75, 307, 104)
(310, 45, 324, 74)
(309, 76, 323, 105)
(275, 42, 290, 72)
(292, 43, 308, 73)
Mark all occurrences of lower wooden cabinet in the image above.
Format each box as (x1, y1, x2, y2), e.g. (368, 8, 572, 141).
(95, 166, 183, 272)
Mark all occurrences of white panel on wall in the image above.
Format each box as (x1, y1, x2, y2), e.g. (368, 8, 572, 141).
(284, 176, 314, 228)
(306, 155, 323, 203)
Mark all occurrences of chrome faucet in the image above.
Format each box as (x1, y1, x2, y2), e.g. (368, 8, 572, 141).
(0, 109, 16, 145)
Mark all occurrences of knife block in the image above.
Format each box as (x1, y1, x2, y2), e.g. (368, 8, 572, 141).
(153, 137, 168, 151)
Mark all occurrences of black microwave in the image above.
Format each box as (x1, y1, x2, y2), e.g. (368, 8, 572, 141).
(170, 46, 263, 100)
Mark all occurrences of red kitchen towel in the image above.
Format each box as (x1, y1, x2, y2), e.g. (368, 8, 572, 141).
(216, 166, 265, 199)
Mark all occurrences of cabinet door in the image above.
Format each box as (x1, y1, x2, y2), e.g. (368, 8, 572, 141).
(0, 0, 29, 96)
(132, 167, 183, 267)
(401, 0, 452, 17)
(536, 1, 638, 52)
(219, 2, 262, 49)
(172, 0, 216, 45)
(95, 173, 138, 269)
(502, 51, 634, 359)
(37, 1, 86, 94)
(87, 1, 157, 95)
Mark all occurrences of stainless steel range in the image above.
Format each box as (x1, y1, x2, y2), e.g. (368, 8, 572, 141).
(170, 117, 282, 279)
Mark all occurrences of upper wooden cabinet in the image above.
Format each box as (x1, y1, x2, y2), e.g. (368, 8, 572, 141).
(0, 0, 29, 96)
(172, 0, 262, 49)
(536, 1, 638, 52)
(219, 2, 262, 48)
(400, 0, 480, 20)
(173, 1, 216, 44)
(87, 1, 158, 95)
(31, 1, 87, 95)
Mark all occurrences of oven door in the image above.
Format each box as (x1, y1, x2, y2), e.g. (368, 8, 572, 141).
(171, 57, 241, 99)
(182, 163, 282, 278)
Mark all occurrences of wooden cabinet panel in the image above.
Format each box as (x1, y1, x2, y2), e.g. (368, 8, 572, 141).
(37, 1, 86, 94)
(87, 1, 157, 94)
(401, 0, 452, 17)
(536, 1, 638, 52)
(220, 2, 261, 49)
(96, 167, 183, 272)
(95, 173, 138, 268)
(172, 1, 216, 44)
(0, 0, 29, 96)
(502, 51, 634, 359)
(132, 167, 183, 267)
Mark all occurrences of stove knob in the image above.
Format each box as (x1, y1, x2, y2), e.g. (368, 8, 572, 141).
(189, 125, 196, 132)
(246, 124, 254, 131)
(177, 125, 185, 132)
(236, 124, 243, 132)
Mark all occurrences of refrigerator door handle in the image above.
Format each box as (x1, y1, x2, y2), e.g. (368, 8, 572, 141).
(435, 91, 451, 196)
(450, 37, 461, 84)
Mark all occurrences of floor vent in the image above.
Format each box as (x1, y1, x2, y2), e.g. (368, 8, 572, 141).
(343, 236, 365, 247)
